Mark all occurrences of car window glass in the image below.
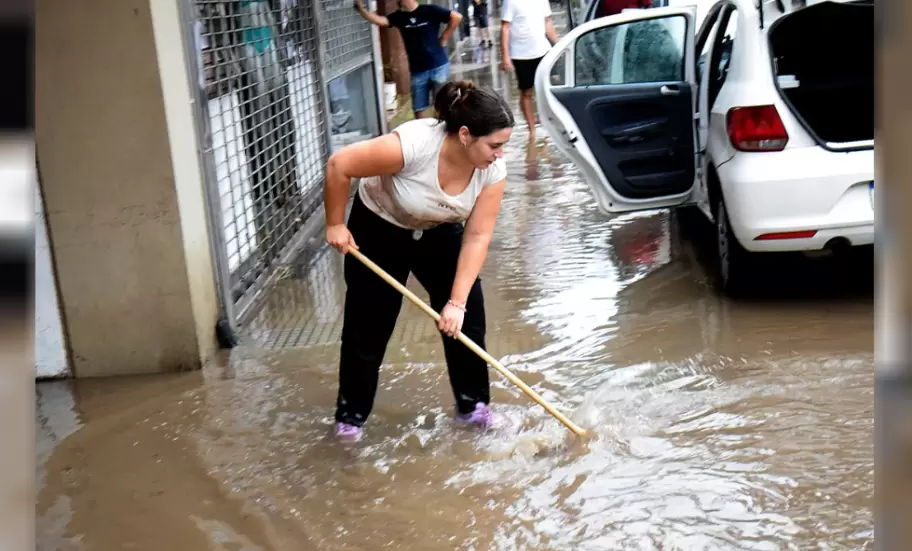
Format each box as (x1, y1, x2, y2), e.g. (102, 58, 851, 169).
(715, 9, 737, 85)
(551, 50, 568, 86)
(575, 16, 686, 86)
(696, 10, 722, 84)
(706, 6, 737, 108)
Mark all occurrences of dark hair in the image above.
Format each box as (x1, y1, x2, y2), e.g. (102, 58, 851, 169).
(434, 80, 515, 137)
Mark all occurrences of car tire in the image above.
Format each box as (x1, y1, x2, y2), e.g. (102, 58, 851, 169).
(715, 199, 752, 296)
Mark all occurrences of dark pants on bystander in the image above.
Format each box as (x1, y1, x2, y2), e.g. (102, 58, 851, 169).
(335, 195, 491, 427)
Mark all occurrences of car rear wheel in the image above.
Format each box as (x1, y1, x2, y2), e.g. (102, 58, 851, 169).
(715, 199, 752, 296)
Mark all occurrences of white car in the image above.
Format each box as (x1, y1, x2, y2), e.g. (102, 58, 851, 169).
(536, 0, 874, 294)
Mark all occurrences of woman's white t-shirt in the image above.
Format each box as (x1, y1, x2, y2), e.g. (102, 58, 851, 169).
(358, 118, 507, 230)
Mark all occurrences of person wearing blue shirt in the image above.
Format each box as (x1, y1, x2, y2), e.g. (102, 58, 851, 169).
(355, 0, 463, 118)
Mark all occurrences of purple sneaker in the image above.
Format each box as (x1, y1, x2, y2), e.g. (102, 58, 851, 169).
(334, 422, 363, 442)
(455, 402, 494, 429)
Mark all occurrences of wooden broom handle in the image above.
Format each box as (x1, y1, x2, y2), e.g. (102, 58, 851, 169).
(348, 248, 587, 437)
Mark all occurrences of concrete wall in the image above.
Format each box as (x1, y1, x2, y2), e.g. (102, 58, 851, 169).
(34, 186, 69, 379)
(35, 0, 219, 377)
(148, 0, 221, 368)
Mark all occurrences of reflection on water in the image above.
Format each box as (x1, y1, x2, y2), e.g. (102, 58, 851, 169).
(36, 58, 873, 551)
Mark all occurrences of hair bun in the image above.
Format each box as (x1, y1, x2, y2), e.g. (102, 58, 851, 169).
(432, 80, 515, 137)
(453, 81, 474, 106)
(435, 80, 475, 119)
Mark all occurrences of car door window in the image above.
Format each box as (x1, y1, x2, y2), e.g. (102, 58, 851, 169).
(575, 16, 687, 86)
(695, 6, 723, 85)
(707, 7, 737, 107)
(715, 11, 737, 84)
(551, 50, 569, 86)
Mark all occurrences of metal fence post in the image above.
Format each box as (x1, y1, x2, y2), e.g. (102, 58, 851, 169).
(311, 1, 338, 163)
(370, 0, 389, 135)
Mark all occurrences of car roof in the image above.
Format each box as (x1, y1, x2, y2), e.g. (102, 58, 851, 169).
(585, 0, 865, 30)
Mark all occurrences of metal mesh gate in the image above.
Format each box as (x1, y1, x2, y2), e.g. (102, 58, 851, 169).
(317, 0, 375, 80)
(193, 0, 330, 318)
(188, 0, 381, 328)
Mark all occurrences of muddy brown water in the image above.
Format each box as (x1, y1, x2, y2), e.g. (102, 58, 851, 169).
(37, 51, 873, 550)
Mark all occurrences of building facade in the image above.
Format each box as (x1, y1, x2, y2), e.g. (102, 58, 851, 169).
(35, 0, 386, 378)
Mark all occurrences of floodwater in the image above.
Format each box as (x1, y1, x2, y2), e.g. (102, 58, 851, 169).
(36, 42, 873, 550)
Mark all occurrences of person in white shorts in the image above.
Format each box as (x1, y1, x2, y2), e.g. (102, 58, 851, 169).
(500, 0, 559, 141)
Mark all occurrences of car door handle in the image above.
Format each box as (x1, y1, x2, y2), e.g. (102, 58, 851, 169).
(602, 119, 664, 141)
(660, 85, 681, 96)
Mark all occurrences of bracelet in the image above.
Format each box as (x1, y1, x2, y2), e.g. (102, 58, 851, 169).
(447, 299, 467, 312)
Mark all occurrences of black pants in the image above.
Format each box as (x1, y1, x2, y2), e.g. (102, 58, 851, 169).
(513, 56, 545, 91)
(458, 0, 471, 38)
(335, 196, 490, 426)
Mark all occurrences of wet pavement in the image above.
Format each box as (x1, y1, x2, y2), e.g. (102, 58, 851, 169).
(36, 40, 873, 550)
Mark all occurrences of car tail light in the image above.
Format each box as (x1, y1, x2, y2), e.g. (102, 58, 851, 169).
(726, 105, 789, 152)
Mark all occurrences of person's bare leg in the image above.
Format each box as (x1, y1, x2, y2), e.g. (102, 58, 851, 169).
(521, 88, 536, 141)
